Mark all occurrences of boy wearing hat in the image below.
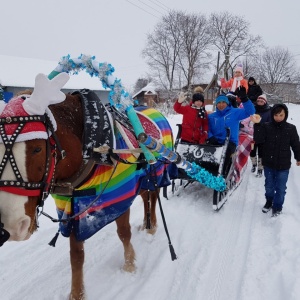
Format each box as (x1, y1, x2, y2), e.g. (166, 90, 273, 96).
(254, 104, 300, 216)
(207, 86, 255, 175)
(174, 87, 208, 144)
(250, 94, 272, 177)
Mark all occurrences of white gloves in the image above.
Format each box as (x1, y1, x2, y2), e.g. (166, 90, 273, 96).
(23, 72, 70, 115)
(178, 92, 188, 103)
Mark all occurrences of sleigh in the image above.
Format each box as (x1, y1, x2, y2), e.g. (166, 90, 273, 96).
(169, 124, 252, 210)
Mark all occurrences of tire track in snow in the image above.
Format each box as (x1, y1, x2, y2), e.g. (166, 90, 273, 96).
(199, 166, 261, 300)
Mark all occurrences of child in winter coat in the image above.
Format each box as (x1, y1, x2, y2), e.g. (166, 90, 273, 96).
(254, 104, 300, 217)
(250, 94, 272, 177)
(174, 86, 208, 144)
(207, 86, 255, 175)
(247, 77, 263, 103)
(220, 64, 248, 95)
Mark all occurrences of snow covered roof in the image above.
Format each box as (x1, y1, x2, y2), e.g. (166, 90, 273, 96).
(132, 82, 157, 98)
(0, 55, 107, 90)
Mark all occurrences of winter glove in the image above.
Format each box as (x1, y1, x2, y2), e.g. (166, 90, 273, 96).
(206, 136, 219, 145)
(235, 86, 248, 103)
(250, 114, 262, 123)
(178, 92, 188, 103)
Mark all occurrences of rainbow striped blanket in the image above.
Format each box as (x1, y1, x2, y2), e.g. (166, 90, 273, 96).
(53, 106, 173, 241)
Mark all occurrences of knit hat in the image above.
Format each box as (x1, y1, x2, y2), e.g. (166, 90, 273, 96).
(257, 94, 267, 104)
(234, 64, 243, 76)
(215, 95, 229, 105)
(192, 93, 204, 103)
(248, 76, 255, 81)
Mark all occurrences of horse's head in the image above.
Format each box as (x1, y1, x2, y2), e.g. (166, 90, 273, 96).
(0, 73, 70, 245)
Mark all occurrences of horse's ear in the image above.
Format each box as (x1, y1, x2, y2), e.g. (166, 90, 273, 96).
(0, 100, 6, 115)
(23, 73, 70, 115)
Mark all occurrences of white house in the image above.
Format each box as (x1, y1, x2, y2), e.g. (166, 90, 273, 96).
(0, 55, 110, 102)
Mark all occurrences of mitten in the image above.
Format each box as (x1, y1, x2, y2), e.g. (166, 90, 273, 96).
(250, 114, 262, 123)
(235, 86, 248, 103)
(178, 92, 188, 103)
(206, 136, 219, 145)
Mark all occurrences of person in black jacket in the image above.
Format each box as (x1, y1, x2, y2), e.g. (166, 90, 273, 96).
(250, 94, 272, 177)
(247, 77, 263, 103)
(254, 104, 300, 216)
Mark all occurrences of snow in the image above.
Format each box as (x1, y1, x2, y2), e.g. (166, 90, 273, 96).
(1, 104, 300, 300)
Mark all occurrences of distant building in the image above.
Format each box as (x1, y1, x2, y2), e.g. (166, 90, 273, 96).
(0, 55, 110, 103)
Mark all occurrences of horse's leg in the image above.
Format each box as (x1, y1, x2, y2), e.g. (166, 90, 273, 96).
(69, 231, 85, 300)
(115, 209, 136, 272)
(139, 189, 159, 235)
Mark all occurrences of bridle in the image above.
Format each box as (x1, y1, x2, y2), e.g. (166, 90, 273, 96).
(0, 114, 65, 204)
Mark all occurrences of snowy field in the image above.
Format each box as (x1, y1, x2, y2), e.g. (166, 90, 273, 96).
(1, 104, 300, 300)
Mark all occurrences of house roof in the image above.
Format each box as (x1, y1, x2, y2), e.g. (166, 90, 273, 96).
(0, 55, 107, 90)
(132, 82, 157, 98)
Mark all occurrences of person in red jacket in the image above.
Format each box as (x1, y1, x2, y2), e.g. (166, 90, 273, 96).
(220, 64, 248, 95)
(174, 87, 208, 144)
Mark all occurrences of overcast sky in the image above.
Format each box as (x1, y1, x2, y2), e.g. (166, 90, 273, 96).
(2, 0, 300, 88)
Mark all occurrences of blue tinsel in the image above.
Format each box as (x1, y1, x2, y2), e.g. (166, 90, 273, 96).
(187, 162, 226, 192)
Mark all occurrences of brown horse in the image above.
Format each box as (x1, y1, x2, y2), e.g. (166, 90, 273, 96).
(0, 73, 172, 300)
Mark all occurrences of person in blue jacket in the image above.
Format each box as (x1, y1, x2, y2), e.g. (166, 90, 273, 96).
(207, 86, 255, 175)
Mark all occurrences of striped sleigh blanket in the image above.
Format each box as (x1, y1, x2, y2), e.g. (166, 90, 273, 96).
(53, 106, 173, 241)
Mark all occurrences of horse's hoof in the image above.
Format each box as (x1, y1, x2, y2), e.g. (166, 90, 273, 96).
(146, 226, 157, 235)
(69, 291, 85, 300)
(123, 262, 136, 273)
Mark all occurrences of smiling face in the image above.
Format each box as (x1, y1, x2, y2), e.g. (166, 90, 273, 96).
(193, 100, 203, 108)
(216, 101, 228, 111)
(234, 71, 242, 77)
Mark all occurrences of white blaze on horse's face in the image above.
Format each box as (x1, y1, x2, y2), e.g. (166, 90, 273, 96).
(0, 142, 31, 241)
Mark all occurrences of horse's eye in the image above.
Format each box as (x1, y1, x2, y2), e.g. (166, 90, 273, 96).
(33, 147, 42, 154)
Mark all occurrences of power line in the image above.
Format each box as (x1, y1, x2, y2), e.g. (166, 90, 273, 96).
(147, 0, 170, 12)
(138, 0, 165, 15)
(150, 0, 171, 11)
(125, 0, 160, 18)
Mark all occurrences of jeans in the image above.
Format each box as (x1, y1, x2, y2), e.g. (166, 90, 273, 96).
(264, 166, 289, 211)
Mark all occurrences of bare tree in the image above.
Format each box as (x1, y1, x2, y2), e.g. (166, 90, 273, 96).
(142, 11, 182, 91)
(209, 11, 263, 78)
(133, 77, 152, 94)
(177, 12, 212, 89)
(142, 10, 212, 91)
(256, 46, 300, 97)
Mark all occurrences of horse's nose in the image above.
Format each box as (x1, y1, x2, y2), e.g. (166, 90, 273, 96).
(5, 216, 31, 241)
(15, 216, 31, 240)
(0, 220, 10, 246)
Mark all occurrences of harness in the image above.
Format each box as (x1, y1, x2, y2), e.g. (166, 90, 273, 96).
(0, 114, 64, 204)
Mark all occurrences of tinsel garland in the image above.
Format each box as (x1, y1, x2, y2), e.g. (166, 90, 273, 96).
(187, 163, 226, 192)
(49, 54, 227, 192)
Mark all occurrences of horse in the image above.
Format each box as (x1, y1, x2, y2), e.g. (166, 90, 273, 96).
(0, 73, 173, 300)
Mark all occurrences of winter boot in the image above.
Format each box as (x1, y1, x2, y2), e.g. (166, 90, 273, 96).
(271, 208, 282, 217)
(250, 157, 257, 173)
(256, 169, 263, 177)
(262, 200, 272, 213)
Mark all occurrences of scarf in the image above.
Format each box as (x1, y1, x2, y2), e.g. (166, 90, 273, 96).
(231, 76, 243, 92)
